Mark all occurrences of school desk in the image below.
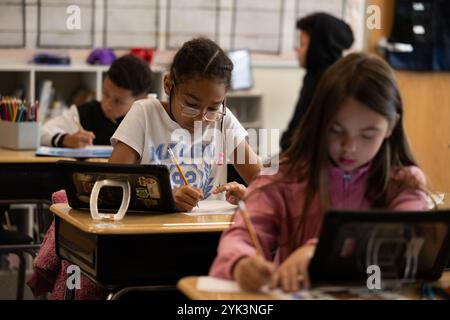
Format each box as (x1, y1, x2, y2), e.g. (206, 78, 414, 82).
(51, 203, 235, 292)
(0, 148, 108, 242)
(0, 148, 107, 201)
(177, 272, 450, 300)
(0, 148, 68, 201)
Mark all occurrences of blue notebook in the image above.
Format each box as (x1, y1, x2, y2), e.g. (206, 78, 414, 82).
(36, 145, 113, 158)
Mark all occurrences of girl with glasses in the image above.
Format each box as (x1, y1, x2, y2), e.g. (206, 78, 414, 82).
(110, 38, 262, 211)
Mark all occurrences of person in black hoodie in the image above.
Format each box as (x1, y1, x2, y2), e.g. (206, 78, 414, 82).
(280, 13, 354, 152)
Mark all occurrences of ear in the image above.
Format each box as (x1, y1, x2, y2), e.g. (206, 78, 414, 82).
(163, 74, 173, 96)
(385, 113, 400, 138)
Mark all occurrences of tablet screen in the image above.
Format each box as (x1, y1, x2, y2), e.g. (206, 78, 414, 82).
(228, 50, 253, 91)
(309, 211, 450, 283)
(329, 222, 448, 279)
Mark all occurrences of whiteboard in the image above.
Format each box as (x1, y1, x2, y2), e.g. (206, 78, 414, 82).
(0, 0, 25, 48)
(38, 0, 94, 48)
(104, 0, 158, 49)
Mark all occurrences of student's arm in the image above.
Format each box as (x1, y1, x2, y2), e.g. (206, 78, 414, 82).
(209, 176, 280, 280)
(389, 166, 429, 210)
(110, 141, 203, 211)
(213, 140, 262, 203)
(109, 141, 140, 164)
(40, 105, 79, 146)
(40, 105, 95, 148)
(232, 140, 262, 184)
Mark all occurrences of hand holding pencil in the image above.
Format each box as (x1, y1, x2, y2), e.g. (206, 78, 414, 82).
(232, 200, 315, 293)
(232, 201, 274, 292)
(168, 147, 203, 211)
(60, 116, 96, 148)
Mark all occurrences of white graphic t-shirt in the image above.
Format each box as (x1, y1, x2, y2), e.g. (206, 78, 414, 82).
(111, 98, 248, 199)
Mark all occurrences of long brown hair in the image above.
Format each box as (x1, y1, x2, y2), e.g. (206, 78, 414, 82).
(266, 53, 422, 247)
(285, 52, 418, 205)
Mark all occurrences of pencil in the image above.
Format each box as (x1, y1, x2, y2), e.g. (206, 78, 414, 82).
(168, 147, 189, 185)
(12, 99, 18, 122)
(238, 201, 264, 257)
(35, 100, 39, 122)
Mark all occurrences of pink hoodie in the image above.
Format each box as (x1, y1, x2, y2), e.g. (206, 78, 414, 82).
(209, 163, 429, 279)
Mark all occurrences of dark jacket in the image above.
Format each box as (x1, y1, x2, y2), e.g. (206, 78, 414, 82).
(280, 13, 354, 152)
(77, 101, 124, 145)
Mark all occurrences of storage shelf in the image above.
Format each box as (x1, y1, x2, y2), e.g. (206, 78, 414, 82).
(0, 63, 262, 129)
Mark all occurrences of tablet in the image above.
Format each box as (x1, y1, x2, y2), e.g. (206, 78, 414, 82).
(309, 210, 450, 283)
(228, 49, 253, 91)
(57, 160, 177, 213)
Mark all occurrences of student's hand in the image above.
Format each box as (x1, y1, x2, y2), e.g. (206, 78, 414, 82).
(233, 256, 274, 292)
(63, 130, 96, 148)
(270, 244, 316, 293)
(213, 182, 246, 205)
(173, 185, 204, 212)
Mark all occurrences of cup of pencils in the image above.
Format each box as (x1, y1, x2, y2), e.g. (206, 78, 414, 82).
(0, 96, 40, 150)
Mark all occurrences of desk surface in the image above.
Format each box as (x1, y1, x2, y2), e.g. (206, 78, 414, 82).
(0, 148, 69, 162)
(51, 203, 235, 235)
(177, 273, 450, 300)
(0, 148, 109, 163)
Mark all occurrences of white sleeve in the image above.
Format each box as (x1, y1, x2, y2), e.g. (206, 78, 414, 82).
(110, 101, 146, 159)
(223, 107, 248, 162)
(39, 105, 79, 146)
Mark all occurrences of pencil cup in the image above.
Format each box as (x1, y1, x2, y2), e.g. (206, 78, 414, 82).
(0, 120, 40, 150)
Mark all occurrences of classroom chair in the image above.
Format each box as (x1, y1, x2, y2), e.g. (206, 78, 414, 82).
(0, 223, 40, 300)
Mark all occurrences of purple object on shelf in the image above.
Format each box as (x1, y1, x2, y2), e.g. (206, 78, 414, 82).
(86, 48, 116, 65)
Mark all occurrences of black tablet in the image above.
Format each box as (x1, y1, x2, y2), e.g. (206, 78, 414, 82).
(309, 210, 450, 284)
(57, 160, 177, 213)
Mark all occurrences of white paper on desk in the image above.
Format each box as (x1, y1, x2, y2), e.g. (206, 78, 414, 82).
(196, 277, 410, 300)
(197, 276, 242, 293)
(196, 276, 296, 299)
(197, 277, 338, 299)
(184, 200, 237, 216)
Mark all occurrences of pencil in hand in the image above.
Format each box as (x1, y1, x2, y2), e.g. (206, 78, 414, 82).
(168, 147, 189, 185)
(238, 201, 264, 258)
(168, 147, 202, 208)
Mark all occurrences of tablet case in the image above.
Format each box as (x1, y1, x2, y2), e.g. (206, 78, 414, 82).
(309, 210, 450, 283)
(57, 160, 177, 213)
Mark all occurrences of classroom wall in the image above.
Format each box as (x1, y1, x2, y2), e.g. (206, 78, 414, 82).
(253, 66, 303, 131)
(0, 0, 369, 158)
(369, 0, 450, 193)
(0, 0, 366, 54)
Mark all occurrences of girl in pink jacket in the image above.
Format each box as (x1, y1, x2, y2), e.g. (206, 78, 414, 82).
(209, 53, 430, 293)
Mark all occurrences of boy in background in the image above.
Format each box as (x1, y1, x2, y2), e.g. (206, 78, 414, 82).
(40, 54, 152, 148)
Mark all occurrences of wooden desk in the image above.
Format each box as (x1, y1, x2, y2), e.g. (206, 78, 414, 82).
(51, 203, 234, 289)
(0, 148, 71, 163)
(177, 273, 450, 300)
